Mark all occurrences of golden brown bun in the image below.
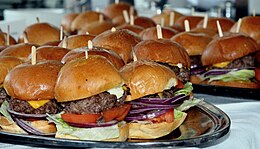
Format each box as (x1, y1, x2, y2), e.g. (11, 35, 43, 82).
(201, 33, 259, 66)
(104, 2, 137, 19)
(112, 15, 126, 26)
(0, 32, 17, 46)
(23, 23, 60, 45)
(152, 11, 184, 26)
(197, 17, 235, 32)
(0, 56, 24, 84)
(190, 28, 217, 37)
(0, 115, 26, 134)
(169, 25, 184, 33)
(71, 11, 110, 32)
(61, 47, 125, 70)
(171, 31, 212, 56)
(116, 24, 144, 34)
(42, 40, 61, 46)
(78, 21, 115, 35)
(55, 55, 124, 102)
(0, 43, 38, 60)
(58, 34, 95, 50)
(128, 112, 187, 139)
(140, 27, 178, 40)
(4, 60, 63, 101)
(92, 29, 142, 63)
(27, 46, 70, 61)
(134, 16, 156, 29)
(120, 61, 178, 101)
(30, 120, 57, 134)
(208, 80, 260, 89)
(61, 13, 79, 34)
(175, 16, 204, 29)
(230, 16, 260, 43)
(134, 39, 190, 68)
(55, 122, 128, 141)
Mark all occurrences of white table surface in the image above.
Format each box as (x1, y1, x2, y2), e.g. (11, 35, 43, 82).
(0, 94, 259, 149)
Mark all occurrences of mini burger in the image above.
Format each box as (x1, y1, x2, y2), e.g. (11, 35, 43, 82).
(3, 60, 63, 135)
(49, 55, 130, 141)
(200, 32, 260, 88)
(120, 61, 200, 139)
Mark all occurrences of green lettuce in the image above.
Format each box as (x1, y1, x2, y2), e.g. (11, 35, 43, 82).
(177, 97, 203, 112)
(174, 109, 184, 119)
(174, 82, 193, 96)
(46, 113, 121, 141)
(202, 69, 255, 83)
(0, 100, 14, 122)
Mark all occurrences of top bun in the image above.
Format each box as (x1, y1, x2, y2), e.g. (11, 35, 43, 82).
(23, 23, 60, 45)
(78, 20, 115, 35)
(201, 33, 259, 66)
(120, 61, 178, 101)
(152, 11, 184, 26)
(58, 34, 95, 50)
(134, 16, 156, 29)
(171, 31, 212, 56)
(61, 13, 79, 34)
(197, 17, 235, 32)
(55, 55, 124, 102)
(104, 2, 137, 19)
(92, 29, 142, 63)
(4, 60, 63, 101)
(175, 16, 204, 29)
(134, 39, 190, 68)
(140, 26, 178, 40)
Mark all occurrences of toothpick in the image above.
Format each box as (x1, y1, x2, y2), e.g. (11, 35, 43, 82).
(31, 46, 37, 65)
(6, 25, 10, 46)
(184, 20, 190, 32)
(236, 18, 242, 33)
(86, 32, 89, 35)
(115, 0, 119, 4)
(99, 14, 104, 23)
(169, 12, 175, 26)
(86, 40, 93, 59)
(133, 50, 137, 62)
(203, 14, 208, 28)
(191, 7, 195, 16)
(130, 15, 134, 25)
(217, 20, 223, 37)
(60, 25, 63, 40)
(23, 33, 29, 43)
(253, 9, 256, 17)
(156, 25, 163, 39)
(217, 8, 222, 18)
(123, 10, 130, 23)
(111, 27, 116, 32)
(36, 17, 40, 23)
(130, 6, 134, 17)
(160, 18, 164, 27)
(62, 36, 67, 48)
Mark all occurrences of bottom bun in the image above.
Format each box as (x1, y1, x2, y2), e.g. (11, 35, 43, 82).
(209, 80, 260, 89)
(55, 122, 129, 141)
(30, 120, 57, 134)
(0, 115, 26, 134)
(128, 112, 187, 139)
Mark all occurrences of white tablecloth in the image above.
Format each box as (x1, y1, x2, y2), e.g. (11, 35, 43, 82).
(1, 99, 260, 149)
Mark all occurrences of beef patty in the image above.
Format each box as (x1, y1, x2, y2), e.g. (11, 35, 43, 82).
(0, 88, 10, 106)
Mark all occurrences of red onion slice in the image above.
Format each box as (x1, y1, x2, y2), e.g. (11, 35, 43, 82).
(134, 94, 188, 105)
(67, 120, 118, 128)
(128, 106, 175, 114)
(13, 118, 55, 136)
(125, 109, 167, 121)
(190, 67, 207, 75)
(7, 107, 46, 119)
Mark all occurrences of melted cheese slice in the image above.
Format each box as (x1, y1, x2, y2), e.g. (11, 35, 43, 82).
(28, 100, 50, 109)
(213, 61, 230, 68)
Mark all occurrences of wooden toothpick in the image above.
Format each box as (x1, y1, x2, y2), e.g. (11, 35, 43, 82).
(31, 46, 37, 65)
(236, 18, 242, 33)
(169, 12, 175, 26)
(60, 25, 63, 40)
(203, 14, 208, 28)
(184, 20, 190, 32)
(217, 20, 223, 37)
(123, 10, 130, 23)
(156, 25, 163, 39)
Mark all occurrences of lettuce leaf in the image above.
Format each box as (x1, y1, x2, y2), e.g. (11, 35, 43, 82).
(46, 113, 121, 141)
(201, 69, 255, 83)
(176, 97, 203, 112)
(0, 100, 14, 122)
(174, 82, 193, 96)
(174, 109, 184, 119)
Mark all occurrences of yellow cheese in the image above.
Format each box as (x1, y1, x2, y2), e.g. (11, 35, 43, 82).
(213, 61, 230, 68)
(28, 100, 50, 109)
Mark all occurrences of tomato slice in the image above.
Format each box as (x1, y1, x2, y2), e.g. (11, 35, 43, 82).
(61, 113, 101, 124)
(61, 104, 131, 124)
(176, 79, 184, 89)
(148, 109, 174, 123)
(103, 103, 131, 122)
(255, 68, 260, 82)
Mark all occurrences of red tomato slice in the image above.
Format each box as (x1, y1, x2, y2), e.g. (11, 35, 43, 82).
(176, 79, 184, 89)
(148, 109, 174, 123)
(61, 104, 131, 124)
(61, 113, 101, 124)
(255, 68, 260, 82)
(103, 104, 131, 122)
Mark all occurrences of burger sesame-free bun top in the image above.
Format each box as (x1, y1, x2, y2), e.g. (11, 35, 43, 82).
(197, 17, 235, 32)
(139, 27, 178, 40)
(58, 34, 95, 50)
(55, 55, 124, 102)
